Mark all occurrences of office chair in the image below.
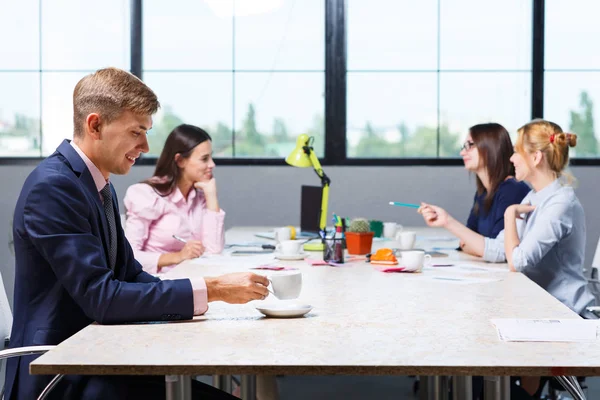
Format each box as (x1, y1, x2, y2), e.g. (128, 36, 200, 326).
(0, 272, 63, 400)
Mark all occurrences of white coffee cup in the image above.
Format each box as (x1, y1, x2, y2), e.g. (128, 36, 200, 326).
(269, 271, 302, 299)
(396, 231, 416, 250)
(276, 240, 303, 256)
(274, 227, 291, 243)
(383, 222, 398, 238)
(401, 250, 431, 272)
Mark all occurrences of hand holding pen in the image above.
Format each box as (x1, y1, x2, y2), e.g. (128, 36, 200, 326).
(172, 235, 205, 261)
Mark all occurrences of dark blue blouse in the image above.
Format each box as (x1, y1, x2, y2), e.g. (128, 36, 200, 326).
(466, 178, 531, 238)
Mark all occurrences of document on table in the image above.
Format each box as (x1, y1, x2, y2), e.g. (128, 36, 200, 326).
(491, 319, 600, 342)
(187, 253, 277, 267)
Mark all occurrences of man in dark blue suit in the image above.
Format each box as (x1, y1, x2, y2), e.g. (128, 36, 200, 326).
(6, 68, 270, 399)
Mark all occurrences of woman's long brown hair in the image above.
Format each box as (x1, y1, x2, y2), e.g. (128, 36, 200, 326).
(470, 123, 515, 214)
(143, 124, 212, 196)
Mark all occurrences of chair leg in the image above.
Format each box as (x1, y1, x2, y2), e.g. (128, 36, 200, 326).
(37, 374, 65, 400)
(554, 376, 586, 400)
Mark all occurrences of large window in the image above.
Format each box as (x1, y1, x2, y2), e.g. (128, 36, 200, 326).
(1, 0, 599, 163)
(544, 0, 600, 158)
(347, 0, 531, 158)
(0, 0, 130, 157)
(0, 0, 40, 157)
(143, 0, 325, 158)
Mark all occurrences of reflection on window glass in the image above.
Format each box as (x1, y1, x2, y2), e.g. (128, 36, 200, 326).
(546, 0, 600, 70)
(545, 1, 600, 158)
(41, 0, 130, 70)
(235, 72, 324, 158)
(143, 73, 233, 157)
(234, 0, 324, 70)
(439, 72, 531, 152)
(142, 0, 325, 158)
(347, 0, 532, 158)
(440, 0, 531, 70)
(0, 73, 41, 156)
(144, 0, 232, 70)
(348, 0, 437, 70)
(0, 0, 39, 69)
(545, 73, 600, 158)
(347, 73, 437, 158)
(41, 72, 90, 155)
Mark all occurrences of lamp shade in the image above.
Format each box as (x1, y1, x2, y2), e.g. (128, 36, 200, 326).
(285, 134, 312, 168)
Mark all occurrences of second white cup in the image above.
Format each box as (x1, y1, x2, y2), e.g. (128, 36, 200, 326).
(396, 231, 416, 250)
(276, 240, 303, 255)
(274, 227, 291, 243)
(383, 222, 399, 238)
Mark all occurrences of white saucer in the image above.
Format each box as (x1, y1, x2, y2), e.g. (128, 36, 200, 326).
(274, 252, 308, 261)
(256, 303, 313, 318)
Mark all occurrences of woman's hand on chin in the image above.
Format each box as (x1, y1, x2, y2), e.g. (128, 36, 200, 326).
(194, 177, 217, 196)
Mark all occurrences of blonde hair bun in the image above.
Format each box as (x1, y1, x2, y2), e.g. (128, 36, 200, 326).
(554, 133, 577, 148)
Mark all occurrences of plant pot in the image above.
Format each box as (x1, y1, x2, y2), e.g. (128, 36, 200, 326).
(345, 231, 374, 255)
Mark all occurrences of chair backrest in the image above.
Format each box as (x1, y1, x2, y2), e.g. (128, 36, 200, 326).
(0, 272, 13, 347)
(591, 237, 600, 280)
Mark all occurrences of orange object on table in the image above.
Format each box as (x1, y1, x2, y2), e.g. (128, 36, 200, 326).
(370, 248, 398, 265)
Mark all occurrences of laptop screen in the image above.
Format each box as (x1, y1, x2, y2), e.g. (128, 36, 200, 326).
(300, 185, 323, 234)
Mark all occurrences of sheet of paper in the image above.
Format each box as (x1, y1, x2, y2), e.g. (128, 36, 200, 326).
(491, 319, 600, 342)
(417, 236, 457, 242)
(187, 252, 277, 267)
(423, 276, 503, 285)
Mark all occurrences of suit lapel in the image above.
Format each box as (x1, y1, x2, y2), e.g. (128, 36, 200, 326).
(57, 140, 112, 266)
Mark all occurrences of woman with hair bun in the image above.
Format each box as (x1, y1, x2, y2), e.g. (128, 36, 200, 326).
(480, 119, 595, 317)
(422, 119, 596, 398)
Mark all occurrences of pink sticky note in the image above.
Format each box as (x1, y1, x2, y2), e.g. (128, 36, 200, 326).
(251, 265, 298, 271)
(375, 266, 409, 273)
(306, 259, 330, 266)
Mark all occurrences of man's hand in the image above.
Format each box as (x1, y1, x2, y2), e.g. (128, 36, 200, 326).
(205, 272, 270, 304)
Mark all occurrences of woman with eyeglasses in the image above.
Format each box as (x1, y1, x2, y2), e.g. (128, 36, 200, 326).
(418, 123, 530, 256)
(422, 120, 596, 398)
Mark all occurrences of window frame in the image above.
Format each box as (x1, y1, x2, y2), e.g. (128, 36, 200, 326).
(1, 0, 599, 166)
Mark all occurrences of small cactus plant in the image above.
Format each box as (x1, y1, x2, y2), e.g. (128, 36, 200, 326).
(346, 217, 374, 255)
(348, 218, 370, 233)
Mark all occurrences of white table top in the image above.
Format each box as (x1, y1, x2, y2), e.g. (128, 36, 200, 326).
(31, 227, 600, 377)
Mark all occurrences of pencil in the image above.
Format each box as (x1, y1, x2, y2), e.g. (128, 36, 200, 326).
(172, 234, 187, 243)
(388, 201, 420, 209)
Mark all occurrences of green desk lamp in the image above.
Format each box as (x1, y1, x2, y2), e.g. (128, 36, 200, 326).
(286, 134, 330, 251)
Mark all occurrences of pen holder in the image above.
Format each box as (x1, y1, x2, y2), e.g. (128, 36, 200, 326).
(323, 237, 345, 264)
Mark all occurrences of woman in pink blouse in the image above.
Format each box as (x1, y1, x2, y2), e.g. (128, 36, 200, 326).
(124, 124, 225, 274)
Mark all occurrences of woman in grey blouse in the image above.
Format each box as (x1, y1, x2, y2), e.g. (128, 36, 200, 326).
(421, 119, 596, 318)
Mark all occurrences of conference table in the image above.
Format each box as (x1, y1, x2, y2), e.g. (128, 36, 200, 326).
(30, 227, 599, 400)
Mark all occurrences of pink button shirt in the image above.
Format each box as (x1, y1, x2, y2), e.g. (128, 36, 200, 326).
(71, 142, 208, 315)
(123, 179, 225, 274)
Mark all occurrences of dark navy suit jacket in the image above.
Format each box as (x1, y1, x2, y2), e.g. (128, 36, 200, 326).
(6, 140, 194, 399)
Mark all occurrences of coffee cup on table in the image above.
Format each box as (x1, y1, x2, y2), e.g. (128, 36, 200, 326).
(383, 222, 399, 238)
(274, 227, 291, 243)
(400, 250, 431, 272)
(269, 271, 302, 300)
(396, 231, 416, 250)
(276, 240, 303, 256)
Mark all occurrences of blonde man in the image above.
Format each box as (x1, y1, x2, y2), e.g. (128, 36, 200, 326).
(7, 68, 268, 400)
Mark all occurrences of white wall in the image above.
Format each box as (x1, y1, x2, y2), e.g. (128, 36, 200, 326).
(1, 165, 599, 310)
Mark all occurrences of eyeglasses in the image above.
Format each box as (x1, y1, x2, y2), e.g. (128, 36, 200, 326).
(461, 141, 476, 151)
